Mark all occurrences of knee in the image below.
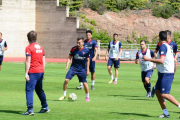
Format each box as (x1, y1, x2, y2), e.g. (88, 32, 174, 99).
(107, 66, 111, 70)
(145, 78, 149, 82)
(64, 79, 69, 83)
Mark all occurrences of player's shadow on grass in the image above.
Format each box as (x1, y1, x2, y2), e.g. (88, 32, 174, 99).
(108, 94, 141, 97)
(0, 110, 22, 114)
(109, 112, 153, 117)
(126, 98, 156, 101)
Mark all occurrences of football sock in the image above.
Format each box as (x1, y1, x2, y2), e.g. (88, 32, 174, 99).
(163, 109, 169, 115)
(86, 93, 89, 98)
(63, 91, 66, 96)
(80, 82, 83, 86)
(178, 104, 180, 109)
(114, 78, 117, 82)
(144, 85, 148, 92)
(92, 80, 95, 85)
(111, 75, 114, 80)
(147, 82, 151, 92)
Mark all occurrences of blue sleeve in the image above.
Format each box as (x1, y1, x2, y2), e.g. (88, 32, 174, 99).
(119, 42, 122, 49)
(69, 47, 74, 56)
(156, 45, 160, 52)
(174, 43, 178, 53)
(4, 41, 7, 47)
(150, 50, 154, 58)
(94, 41, 98, 48)
(159, 45, 167, 56)
(86, 50, 90, 58)
(136, 52, 139, 59)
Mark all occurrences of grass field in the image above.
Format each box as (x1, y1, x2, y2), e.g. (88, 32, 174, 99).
(1, 62, 180, 120)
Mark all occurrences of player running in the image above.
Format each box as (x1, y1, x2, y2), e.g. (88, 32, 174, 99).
(105, 33, 122, 84)
(135, 40, 154, 97)
(151, 30, 178, 97)
(0, 32, 8, 71)
(59, 37, 90, 102)
(143, 31, 180, 118)
(76, 30, 98, 90)
(23, 31, 50, 115)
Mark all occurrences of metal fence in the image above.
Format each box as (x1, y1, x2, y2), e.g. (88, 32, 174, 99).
(98, 41, 180, 61)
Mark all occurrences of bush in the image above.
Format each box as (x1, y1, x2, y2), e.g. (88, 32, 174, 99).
(173, 31, 180, 44)
(84, 18, 90, 23)
(104, 0, 119, 12)
(128, 0, 149, 10)
(59, 0, 83, 11)
(90, 20, 97, 26)
(116, 0, 129, 10)
(174, 11, 180, 18)
(152, 3, 174, 19)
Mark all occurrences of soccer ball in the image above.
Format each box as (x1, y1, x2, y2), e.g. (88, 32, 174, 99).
(68, 93, 77, 101)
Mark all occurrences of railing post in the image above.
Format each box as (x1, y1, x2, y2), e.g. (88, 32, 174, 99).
(57, 0, 59, 6)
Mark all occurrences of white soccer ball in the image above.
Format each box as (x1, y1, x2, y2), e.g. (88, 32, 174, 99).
(68, 93, 77, 101)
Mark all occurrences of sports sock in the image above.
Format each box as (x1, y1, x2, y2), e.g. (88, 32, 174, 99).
(111, 75, 114, 80)
(144, 85, 148, 92)
(63, 91, 66, 96)
(114, 78, 117, 82)
(178, 104, 180, 109)
(146, 82, 151, 92)
(92, 80, 95, 85)
(80, 82, 83, 86)
(163, 109, 169, 115)
(86, 93, 89, 98)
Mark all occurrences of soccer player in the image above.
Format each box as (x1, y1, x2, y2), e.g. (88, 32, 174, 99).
(143, 31, 180, 118)
(0, 32, 8, 71)
(135, 40, 154, 97)
(152, 30, 178, 97)
(105, 33, 122, 84)
(59, 37, 90, 102)
(76, 30, 98, 90)
(23, 31, 50, 115)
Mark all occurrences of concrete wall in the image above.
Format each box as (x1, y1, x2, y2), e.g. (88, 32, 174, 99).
(36, 0, 86, 58)
(0, 0, 36, 57)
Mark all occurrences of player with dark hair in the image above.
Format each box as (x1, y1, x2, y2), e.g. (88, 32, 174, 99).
(135, 40, 154, 97)
(105, 33, 122, 84)
(76, 30, 98, 90)
(59, 37, 90, 102)
(0, 32, 8, 71)
(23, 30, 50, 115)
(143, 31, 180, 118)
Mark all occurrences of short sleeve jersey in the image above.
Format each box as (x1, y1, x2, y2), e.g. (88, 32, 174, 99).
(69, 46, 90, 71)
(84, 39, 97, 59)
(136, 49, 154, 59)
(0, 39, 7, 47)
(108, 41, 122, 49)
(0, 39, 7, 55)
(25, 42, 45, 73)
(156, 41, 177, 54)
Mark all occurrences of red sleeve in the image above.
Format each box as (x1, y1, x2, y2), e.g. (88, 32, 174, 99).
(26, 47, 31, 56)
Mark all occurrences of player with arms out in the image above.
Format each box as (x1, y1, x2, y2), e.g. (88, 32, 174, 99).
(23, 31, 50, 115)
(135, 40, 154, 97)
(143, 31, 180, 118)
(105, 33, 122, 84)
(0, 32, 8, 71)
(59, 37, 90, 102)
(76, 30, 98, 90)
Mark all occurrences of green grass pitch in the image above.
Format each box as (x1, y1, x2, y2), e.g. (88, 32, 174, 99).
(0, 62, 180, 120)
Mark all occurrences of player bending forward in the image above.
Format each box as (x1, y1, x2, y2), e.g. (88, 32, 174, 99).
(59, 37, 90, 102)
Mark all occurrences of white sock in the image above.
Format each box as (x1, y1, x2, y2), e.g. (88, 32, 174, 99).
(163, 109, 169, 115)
(86, 93, 89, 98)
(80, 82, 83, 86)
(178, 104, 180, 109)
(63, 91, 66, 96)
(92, 80, 95, 85)
(111, 75, 114, 80)
(115, 78, 118, 82)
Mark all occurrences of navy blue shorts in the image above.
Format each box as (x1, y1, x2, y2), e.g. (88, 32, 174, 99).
(107, 58, 120, 68)
(0, 56, 3, 65)
(89, 60, 95, 72)
(141, 69, 153, 83)
(155, 73, 174, 94)
(66, 69, 87, 83)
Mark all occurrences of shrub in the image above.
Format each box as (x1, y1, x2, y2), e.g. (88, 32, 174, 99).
(116, 0, 129, 10)
(84, 18, 90, 23)
(173, 31, 180, 44)
(174, 11, 180, 18)
(90, 20, 97, 26)
(59, 0, 83, 11)
(152, 3, 174, 19)
(128, 0, 149, 10)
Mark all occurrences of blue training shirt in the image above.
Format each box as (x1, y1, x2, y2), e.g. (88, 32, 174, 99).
(84, 39, 97, 59)
(69, 46, 90, 71)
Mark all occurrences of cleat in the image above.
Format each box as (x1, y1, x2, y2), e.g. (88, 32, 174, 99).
(85, 97, 90, 102)
(38, 107, 50, 113)
(146, 92, 151, 97)
(22, 110, 34, 115)
(76, 85, 83, 89)
(113, 81, 117, 84)
(59, 96, 66, 101)
(157, 114, 170, 118)
(151, 86, 155, 98)
(109, 79, 114, 84)
(91, 85, 95, 90)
